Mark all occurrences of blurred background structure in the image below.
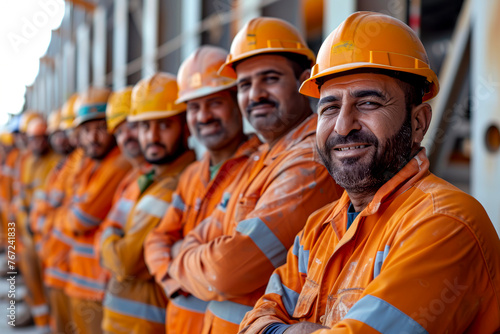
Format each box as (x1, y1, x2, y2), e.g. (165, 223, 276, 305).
(1, 0, 499, 230)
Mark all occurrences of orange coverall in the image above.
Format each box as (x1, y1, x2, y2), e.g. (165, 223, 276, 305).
(64, 146, 131, 333)
(100, 151, 195, 333)
(15, 149, 61, 331)
(167, 115, 344, 333)
(0, 148, 19, 244)
(144, 135, 261, 334)
(239, 149, 500, 334)
(40, 148, 88, 333)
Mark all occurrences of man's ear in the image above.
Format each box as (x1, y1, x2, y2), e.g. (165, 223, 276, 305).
(299, 69, 311, 85)
(412, 102, 432, 147)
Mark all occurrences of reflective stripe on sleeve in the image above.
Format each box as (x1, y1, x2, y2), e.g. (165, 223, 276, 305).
(344, 295, 428, 334)
(207, 300, 253, 325)
(292, 235, 309, 275)
(71, 206, 102, 228)
(170, 294, 209, 314)
(236, 217, 287, 268)
(103, 293, 166, 324)
(265, 273, 300, 317)
(135, 195, 170, 218)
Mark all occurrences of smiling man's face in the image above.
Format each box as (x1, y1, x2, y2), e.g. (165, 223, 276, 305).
(316, 72, 414, 194)
(235, 54, 310, 145)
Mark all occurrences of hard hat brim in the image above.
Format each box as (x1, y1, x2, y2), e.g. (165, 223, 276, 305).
(299, 62, 439, 102)
(127, 109, 186, 122)
(175, 82, 236, 104)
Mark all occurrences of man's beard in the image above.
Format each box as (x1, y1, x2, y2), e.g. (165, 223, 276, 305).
(318, 112, 413, 195)
(143, 139, 185, 165)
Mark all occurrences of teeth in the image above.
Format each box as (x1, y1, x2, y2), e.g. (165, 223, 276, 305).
(336, 145, 368, 151)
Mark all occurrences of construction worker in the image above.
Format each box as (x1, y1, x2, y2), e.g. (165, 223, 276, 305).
(41, 93, 87, 334)
(99, 72, 195, 333)
(64, 87, 131, 334)
(239, 12, 500, 334)
(166, 18, 343, 333)
(144, 45, 261, 333)
(16, 116, 62, 333)
(0, 130, 15, 247)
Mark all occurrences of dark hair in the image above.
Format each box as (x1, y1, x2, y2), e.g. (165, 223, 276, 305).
(316, 68, 429, 110)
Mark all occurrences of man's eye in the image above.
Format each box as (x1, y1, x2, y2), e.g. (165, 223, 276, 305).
(264, 76, 279, 83)
(320, 105, 339, 116)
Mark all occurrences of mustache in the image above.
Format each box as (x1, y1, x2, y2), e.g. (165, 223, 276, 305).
(325, 130, 378, 149)
(145, 142, 167, 150)
(245, 99, 277, 114)
(196, 119, 221, 130)
(124, 138, 139, 146)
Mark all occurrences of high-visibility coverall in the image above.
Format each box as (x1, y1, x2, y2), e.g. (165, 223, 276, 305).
(40, 148, 87, 334)
(167, 115, 344, 333)
(0, 147, 19, 245)
(144, 135, 261, 334)
(16, 149, 62, 331)
(239, 149, 500, 334)
(100, 150, 195, 333)
(64, 146, 131, 334)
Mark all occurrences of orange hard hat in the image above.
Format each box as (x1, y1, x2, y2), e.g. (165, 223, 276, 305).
(218, 17, 315, 79)
(106, 87, 133, 133)
(73, 87, 112, 127)
(128, 72, 186, 122)
(176, 46, 236, 103)
(47, 109, 62, 134)
(20, 111, 43, 134)
(60, 94, 79, 130)
(299, 11, 439, 101)
(26, 117, 48, 137)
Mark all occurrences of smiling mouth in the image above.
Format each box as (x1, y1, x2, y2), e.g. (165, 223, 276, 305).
(334, 145, 370, 151)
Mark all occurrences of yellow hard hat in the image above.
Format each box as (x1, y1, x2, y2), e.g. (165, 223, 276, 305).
(60, 94, 79, 130)
(218, 17, 315, 79)
(106, 87, 133, 133)
(128, 72, 186, 122)
(47, 109, 62, 134)
(20, 111, 43, 134)
(0, 132, 14, 146)
(26, 117, 48, 137)
(176, 46, 235, 103)
(299, 11, 439, 101)
(73, 87, 112, 127)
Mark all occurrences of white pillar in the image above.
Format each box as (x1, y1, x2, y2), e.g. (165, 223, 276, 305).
(180, 0, 201, 61)
(323, 0, 356, 38)
(93, 6, 106, 87)
(471, 0, 500, 232)
(76, 23, 90, 93)
(113, 0, 128, 90)
(142, 0, 158, 78)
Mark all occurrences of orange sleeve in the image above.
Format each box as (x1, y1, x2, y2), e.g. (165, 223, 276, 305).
(143, 191, 185, 284)
(168, 148, 342, 301)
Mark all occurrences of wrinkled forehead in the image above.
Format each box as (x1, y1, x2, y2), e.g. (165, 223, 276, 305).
(318, 72, 403, 101)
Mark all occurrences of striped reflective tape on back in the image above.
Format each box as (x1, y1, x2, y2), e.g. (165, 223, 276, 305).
(207, 300, 253, 325)
(236, 217, 288, 268)
(170, 294, 209, 314)
(292, 235, 309, 275)
(265, 273, 300, 317)
(45, 268, 70, 282)
(104, 293, 166, 324)
(344, 295, 428, 334)
(135, 195, 170, 218)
